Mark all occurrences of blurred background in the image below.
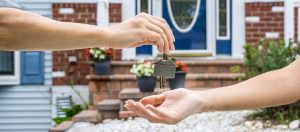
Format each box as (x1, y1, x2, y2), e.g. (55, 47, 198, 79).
(0, 0, 299, 132)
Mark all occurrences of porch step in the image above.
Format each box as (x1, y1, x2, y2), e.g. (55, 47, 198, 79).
(88, 73, 243, 106)
(87, 73, 243, 88)
(72, 110, 100, 124)
(90, 59, 244, 74)
(96, 99, 120, 120)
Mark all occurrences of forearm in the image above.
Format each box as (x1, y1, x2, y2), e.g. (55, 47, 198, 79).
(199, 59, 300, 112)
(0, 8, 110, 51)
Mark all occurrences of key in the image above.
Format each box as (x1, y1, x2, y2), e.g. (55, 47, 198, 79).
(153, 54, 176, 89)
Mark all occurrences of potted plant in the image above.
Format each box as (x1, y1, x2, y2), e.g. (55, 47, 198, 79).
(130, 59, 156, 92)
(90, 48, 114, 75)
(169, 61, 188, 90)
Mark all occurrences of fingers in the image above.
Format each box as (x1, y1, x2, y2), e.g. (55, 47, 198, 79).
(137, 13, 175, 54)
(140, 94, 165, 106)
(145, 18, 174, 54)
(125, 100, 162, 123)
(145, 105, 168, 120)
(145, 22, 170, 54)
(146, 31, 164, 53)
(151, 16, 175, 51)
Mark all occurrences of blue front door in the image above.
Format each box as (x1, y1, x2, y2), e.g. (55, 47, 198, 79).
(163, 0, 206, 50)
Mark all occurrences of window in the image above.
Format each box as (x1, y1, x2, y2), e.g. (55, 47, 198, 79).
(0, 51, 20, 85)
(168, 0, 200, 33)
(0, 51, 14, 75)
(138, 0, 151, 14)
(217, 0, 230, 39)
(140, 0, 149, 13)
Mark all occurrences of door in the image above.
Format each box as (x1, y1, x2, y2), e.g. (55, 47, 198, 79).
(21, 52, 44, 85)
(216, 0, 232, 55)
(136, 0, 153, 56)
(162, 0, 206, 51)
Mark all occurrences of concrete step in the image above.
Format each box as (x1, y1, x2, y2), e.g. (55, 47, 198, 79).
(72, 110, 100, 124)
(90, 59, 244, 74)
(96, 99, 120, 120)
(49, 121, 73, 132)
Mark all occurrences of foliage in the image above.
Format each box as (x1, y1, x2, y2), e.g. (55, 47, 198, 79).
(51, 79, 88, 126)
(175, 61, 188, 72)
(130, 59, 154, 77)
(235, 40, 300, 124)
(52, 104, 87, 125)
(89, 48, 115, 61)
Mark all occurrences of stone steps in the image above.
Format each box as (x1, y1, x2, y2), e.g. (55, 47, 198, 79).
(86, 59, 246, 120)
(91, 88, 212, 120)
(72, 110, 100, 124)
(87, 73, 243, 107)
(96, 99, 120, 120)
(90, 59, 244, 74)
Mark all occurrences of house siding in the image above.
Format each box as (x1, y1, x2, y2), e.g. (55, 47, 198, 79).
(0, 86, 52, 132)
(0, 1, 53, 132)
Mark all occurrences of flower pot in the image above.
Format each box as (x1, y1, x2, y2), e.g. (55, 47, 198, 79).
(169, 71, 186, 90)
(137, 76, 156, 92)
(95, 60, 111, 75)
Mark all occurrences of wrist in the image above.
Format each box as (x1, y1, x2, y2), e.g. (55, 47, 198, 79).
(90, 26, 112, 48)
(195, 91, 214, 113)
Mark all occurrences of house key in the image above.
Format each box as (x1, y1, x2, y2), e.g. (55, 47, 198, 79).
(153, 54, 176, 89)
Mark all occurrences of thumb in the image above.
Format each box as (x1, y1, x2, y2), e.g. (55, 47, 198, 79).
(140, 94, 165, 106)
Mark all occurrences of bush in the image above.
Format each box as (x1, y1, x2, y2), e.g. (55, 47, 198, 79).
(52, 104, 87, 125)
(236, 40, 300, 124)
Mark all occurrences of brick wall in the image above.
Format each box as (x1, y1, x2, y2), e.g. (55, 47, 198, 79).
(245, 2, 284, 44)
(52, 3, 122, 85)
(245, 2, 298, 44)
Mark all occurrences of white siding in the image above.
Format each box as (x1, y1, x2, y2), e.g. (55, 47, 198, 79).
(0, 1, 53, 132)
(0, 86, 52, 132)
(13, 0, 52, 18)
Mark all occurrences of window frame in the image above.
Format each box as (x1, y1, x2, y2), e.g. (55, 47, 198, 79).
(216, 0, 231, 40)
(0, 52, 20, 85)
(137, 0, 152, 14)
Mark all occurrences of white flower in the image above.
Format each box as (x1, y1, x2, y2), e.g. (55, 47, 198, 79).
(130, 59, 154, 77)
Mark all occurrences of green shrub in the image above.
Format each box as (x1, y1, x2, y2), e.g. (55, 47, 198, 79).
(52, 104, 87, 125)
(236, 40, 300, 124)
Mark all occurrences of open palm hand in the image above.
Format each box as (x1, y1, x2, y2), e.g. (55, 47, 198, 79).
(125, 88, 202, 124)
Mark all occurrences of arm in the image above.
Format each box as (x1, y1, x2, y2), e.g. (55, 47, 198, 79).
(0, 8, 174, 52)
(200, 58, 300, 111)
(125, 59, 300, 124)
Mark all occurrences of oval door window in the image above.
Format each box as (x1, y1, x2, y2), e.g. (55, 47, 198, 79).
(168, 0, 201, 33)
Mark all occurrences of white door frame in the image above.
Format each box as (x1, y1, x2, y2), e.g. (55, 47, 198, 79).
(231, 0, 246, 58)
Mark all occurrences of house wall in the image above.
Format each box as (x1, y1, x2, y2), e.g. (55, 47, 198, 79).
(52, 3, 122, 85)
(245, 2, 298, 44)
(0, 1, 53, 131)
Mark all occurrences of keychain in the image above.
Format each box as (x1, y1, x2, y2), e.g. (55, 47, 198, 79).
(153, 54, 176, 89)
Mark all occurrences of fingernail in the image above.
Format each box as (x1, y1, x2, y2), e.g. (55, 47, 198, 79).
(145, 105, 151, 109)
(171, 45, 175, 51)
(124, 104, 129, 108)
(173, 35, 176, 42)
